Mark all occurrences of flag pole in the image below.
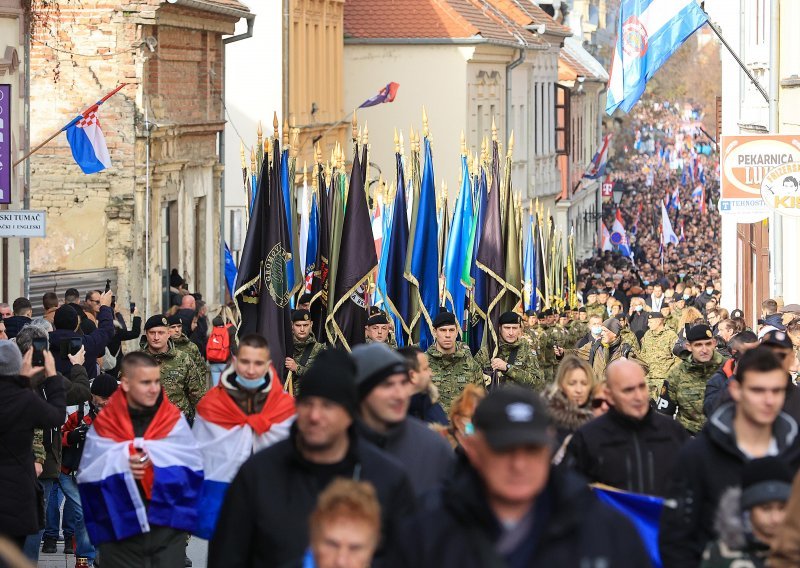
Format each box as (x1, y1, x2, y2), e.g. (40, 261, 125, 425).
(703, 19, 769, 103)
(14, 83, 127, 168)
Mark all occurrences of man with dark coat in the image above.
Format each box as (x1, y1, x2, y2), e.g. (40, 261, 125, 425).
(209, 349, 416, 567)
(352, 343, 454, 497)
(565, 359, 688, 496)
(659, 346, 800, 568)
(703, 331, 759, 418)
(49, 293, 116, 379)
(3, 297, 32, 339)
(0, 341, 66, 550)
(387, 386, 652, 568)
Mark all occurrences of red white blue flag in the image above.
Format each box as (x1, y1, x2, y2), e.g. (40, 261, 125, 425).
(64, 109, 112, 174)
(359, 82, 400, 108)
(584, 134, 612, 179)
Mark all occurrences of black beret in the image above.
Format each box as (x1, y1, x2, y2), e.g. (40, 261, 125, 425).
(686, 323, 714, 342)
(499, 312, 521, 326)
(648, 311, 664, 320)
(298, 293, 313, 304)
(366, 312, 389, 326)
(368, 306, 383, 316)
(292, 309, 311, 322)
(433, 311, 457, 328)
(578, 307, 587, 313)
(166, 314, 182, 326)
(144, 314, 169, 331)
(524, 309, 536, 317)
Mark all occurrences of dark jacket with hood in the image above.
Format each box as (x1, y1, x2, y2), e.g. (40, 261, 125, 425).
(356, 415, 454, 497)
(700, 486, 769, 568)
(2, 315, 31, 339)
(386, 457, 652, 568)
(659, 403, 800, 568)
(0, 372, 66, 537)
(49, 305, 115, 379)
(564, 406, 689, 496)
(703, 358, 736, 418)
(208, 423, 416, 568)
(546, 389, 594, 445)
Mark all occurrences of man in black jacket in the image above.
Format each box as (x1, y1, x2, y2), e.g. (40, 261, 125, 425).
(352, 343, 454, 497)
(387, 386, 651, 568)
(565, 358, 689, 496)
(49, 293, 116, 379)
(209, 349, 416, 568)
(659, 346, 800, 568)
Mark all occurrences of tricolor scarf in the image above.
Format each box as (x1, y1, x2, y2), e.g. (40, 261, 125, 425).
(77, 389, 204, 545)
(192, 367, 295, 539)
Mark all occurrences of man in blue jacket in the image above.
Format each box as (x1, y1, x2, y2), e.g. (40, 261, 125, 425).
(49, 290, 115, 379)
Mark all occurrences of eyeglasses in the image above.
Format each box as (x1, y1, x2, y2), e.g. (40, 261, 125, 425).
(591, 398, 610, 409)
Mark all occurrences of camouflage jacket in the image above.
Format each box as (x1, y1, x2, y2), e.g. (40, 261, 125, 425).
(426, 342, 484, 412)
(666, 350, 727, 434)
(475, 338, 545, 393)
(568, 321, 588, 348)
(666, 309, 682, 332)
(141, 341, 208, 416)
(571, 335, 647, 382)
(538, 325, 558, 368)
(292, 333, 326, 377)
(172, 333, 209, 374)
(549, 325, 572, 352)
(639, 327, 679, 380)
(585, 304, 607, 319)
(524, 326, 545, 356)
(619, 328, 642, 356)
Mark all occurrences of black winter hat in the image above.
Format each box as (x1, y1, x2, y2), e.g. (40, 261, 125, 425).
(351, 343, 407, 399)
(54, 305, 79, 331)
(91, 373, 119, 398)
(297, 349, 358, 417)
(740, 457, 793, 510)
(433, 310, 457, 329)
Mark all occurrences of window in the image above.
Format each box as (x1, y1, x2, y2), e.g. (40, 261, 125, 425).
(555, 84, 570, 155)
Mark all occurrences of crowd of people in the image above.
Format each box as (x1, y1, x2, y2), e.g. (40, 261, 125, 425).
(1, 102, 800, 568)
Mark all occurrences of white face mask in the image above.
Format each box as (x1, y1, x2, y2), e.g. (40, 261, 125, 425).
(706, 288, 714, 295)
(635, 305, 643, 312)
(591, 325, 603, 336)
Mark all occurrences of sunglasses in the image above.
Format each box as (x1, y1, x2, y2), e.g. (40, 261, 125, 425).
(591, 398, 609, 409)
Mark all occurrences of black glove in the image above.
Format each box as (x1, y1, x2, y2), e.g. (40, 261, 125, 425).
(66, 424, 88, 445)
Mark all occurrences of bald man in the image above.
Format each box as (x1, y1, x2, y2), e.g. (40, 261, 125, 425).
(564, 358, 689, 496)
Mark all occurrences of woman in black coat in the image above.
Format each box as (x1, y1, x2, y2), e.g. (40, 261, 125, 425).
(0, 341, 66, 549)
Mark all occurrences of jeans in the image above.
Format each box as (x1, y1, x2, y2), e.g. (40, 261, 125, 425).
(23, 478, 54, 561)
(58, 473, 95, 560)
(210, 363, 226, 386)
(44, 482, 63, 539)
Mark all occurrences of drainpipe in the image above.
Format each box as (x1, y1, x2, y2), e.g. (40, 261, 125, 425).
(769, 0, 781, 300)
(221, 13, 255, 305)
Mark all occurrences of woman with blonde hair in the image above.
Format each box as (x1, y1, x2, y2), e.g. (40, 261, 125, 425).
(438, 384, 486, 450)
(547, 355, 596, 446)
(677, 306, 704, 341)
(629, 296, 650, 337)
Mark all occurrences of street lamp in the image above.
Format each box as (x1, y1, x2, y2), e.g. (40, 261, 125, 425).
(612, 185, 624, 206)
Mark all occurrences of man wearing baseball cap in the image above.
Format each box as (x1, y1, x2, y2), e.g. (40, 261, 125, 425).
(388, 386, 650, 567)
(210, 349, 415, 567)
(351, 343, 453, 496)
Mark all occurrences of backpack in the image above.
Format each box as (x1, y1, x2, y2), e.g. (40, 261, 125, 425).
(206, 323, 233, 363)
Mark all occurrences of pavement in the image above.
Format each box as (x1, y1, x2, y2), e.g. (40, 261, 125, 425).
(36, 537, 208, 567)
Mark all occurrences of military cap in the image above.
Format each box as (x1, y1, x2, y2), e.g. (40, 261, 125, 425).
(558, 313, 568, 319)
(166, 314, 182, 326)
(587, 288, 598, 295)
(368, 305, 383, 316)
(524, 309, 536, 317)
(596, 288, 608, 295)
(686, 323, 714, 342)
(761, 330, 793, 349)
(144, 314, 169, 331)
(647, 311, 664, 320)
(731, 309, 745, 319)
(366, 312, 389, 326)
(433, 310, 457, 329)
(498, 312, 521, 326)
(578, 307, 587, 313)
(292, 309, 311, 322)
(536, 311, 545, 318)
(298, 293, 313, 304)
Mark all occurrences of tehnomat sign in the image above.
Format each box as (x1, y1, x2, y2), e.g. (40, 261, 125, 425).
(721, 135, 800, 200)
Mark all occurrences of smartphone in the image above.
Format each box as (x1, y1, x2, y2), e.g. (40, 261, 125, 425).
(130, 302, 136, 312)
(105, 279, 111, 292)
(111, 295, 116, 310)
(68, 337, 83, 356)
(32, 337, 47, 367)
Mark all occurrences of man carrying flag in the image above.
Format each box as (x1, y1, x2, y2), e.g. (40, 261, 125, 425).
(192, 333, 295, 540)
(77, 352, 204, 565)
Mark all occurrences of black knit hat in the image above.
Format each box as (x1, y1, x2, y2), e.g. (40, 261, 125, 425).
(91, 373, 119, 398)
(740, 457, 793, 510)
(351, 343, 407, 399)
(54, 305, 79, 331)
(296, 349, 358, 417)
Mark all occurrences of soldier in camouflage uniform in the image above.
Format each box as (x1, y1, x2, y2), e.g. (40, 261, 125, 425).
(523, 310, 544, 356)
(638, 311, 678, 399)
(538, 310, 560, 385)
(476, 312, 545, 393)
(568, 307, 588, 348)
(667, 297, 685, 332)
(167, 313, 209, 378)
(665, 323, 727, 434)
(286, 309, 326, 395)
(552, 313, 572, 351)
(585, 289, 606, 320)
(139, 314, 208, 418)
(426, 310, 484, 412)
(364, 310, 397, 347)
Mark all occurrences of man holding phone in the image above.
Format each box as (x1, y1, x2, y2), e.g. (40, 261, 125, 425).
(49, 291, 116, 379)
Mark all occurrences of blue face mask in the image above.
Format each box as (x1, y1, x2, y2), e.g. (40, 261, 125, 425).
(643, 280, 650, 286)
(683, 294, 690, 300)
(635, 305, 643, 312)
(591, 325, 603, 336)
(235, 375, 267, 390)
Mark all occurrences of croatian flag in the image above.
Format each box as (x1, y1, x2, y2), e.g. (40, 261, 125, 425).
(584, 134, 612, 179)
(606, 0, 708, 114)
(660, 202, 680, 246)
(359, 82, 400, 108)
(64, 109, 112, 174)
(691, 183, 703, 204)
(669, 186, 681, 211)
(611, 210, 633, 259)
(77, 390, 203, 545)
(192, 371, 295, 540)
(601, 223, 613, 252)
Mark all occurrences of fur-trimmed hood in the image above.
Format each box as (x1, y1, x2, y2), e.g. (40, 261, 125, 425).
(546, 389, 594, 433)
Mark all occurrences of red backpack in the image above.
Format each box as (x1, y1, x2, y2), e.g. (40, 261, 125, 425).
(206, 323, 233, 363)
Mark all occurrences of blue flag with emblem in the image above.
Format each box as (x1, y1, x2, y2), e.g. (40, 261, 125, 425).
(522, 215, 537, 313)
(443, 155, 474, 329)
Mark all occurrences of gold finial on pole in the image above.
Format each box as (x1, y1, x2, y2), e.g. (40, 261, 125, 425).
(491, 116, 498, 142)
(250, 147, 256, 171)
(363, 122, 369, 145)
(507, 131, 514, 157)
(394, 128, 399, 153)
(460, 130, 466, 157)
(273, 112, 279, 140)
(240, 141, 246, 169)
(352, 110, 358, 142)
(422, 107, 429, 138)
(314, 142, 322, 165)
(257, 120, 263, 145)
(399, 130, 405, 156)
(282, 118, 289, 147)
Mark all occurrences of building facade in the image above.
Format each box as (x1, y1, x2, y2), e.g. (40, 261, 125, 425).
(27, 0, 251, 314)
